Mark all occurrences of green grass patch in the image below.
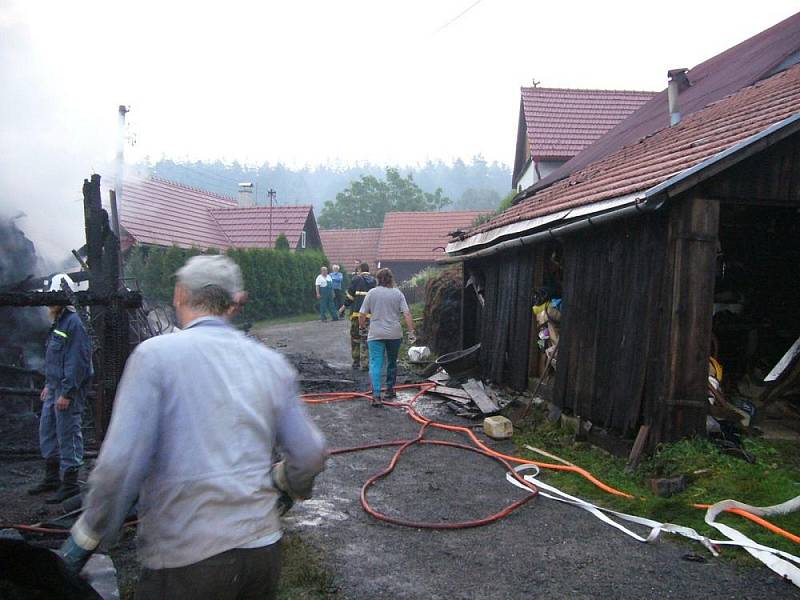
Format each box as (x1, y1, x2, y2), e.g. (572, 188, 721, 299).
(513, 415, 800, 561)
(253, 312, 320, 329)
(278, 533, 339, 599)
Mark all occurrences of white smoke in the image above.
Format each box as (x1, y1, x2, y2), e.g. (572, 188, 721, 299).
(0, 11, 116, 265)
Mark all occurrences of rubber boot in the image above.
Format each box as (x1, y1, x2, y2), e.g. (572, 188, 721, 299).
(27, 460, 60, 495)
(46, 468, 81, 504)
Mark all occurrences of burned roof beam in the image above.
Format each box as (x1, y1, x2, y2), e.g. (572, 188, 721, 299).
(0, 290, 142, 308)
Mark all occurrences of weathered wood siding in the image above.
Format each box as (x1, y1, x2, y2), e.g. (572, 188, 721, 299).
(464, 248, 535, 390)
(552, 212, 670, 436)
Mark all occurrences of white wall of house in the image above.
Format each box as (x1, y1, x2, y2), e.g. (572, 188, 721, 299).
(516, 159, 567, 193)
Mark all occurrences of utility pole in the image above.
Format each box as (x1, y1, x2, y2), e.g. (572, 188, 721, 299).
(267, 188, 277, 248)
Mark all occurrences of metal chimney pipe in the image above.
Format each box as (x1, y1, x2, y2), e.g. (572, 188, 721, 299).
(667, 68, 689, 126)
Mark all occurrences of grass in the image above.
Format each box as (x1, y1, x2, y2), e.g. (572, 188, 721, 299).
(252, 312, 321, 329)
(117, 533, 337, 599)
(278, 533, 339, 599)
(512, 413, 800, 561)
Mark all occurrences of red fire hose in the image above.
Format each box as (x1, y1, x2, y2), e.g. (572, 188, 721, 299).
(304, 383, 800, 543)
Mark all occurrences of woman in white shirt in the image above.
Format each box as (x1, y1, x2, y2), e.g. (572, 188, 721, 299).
(359, 268, 416, 405)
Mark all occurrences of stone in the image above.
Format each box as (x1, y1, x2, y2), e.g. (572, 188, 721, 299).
(648, 475, 688, 497)
(483, 416, 513, 440)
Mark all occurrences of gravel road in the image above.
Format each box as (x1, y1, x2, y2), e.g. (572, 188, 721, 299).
(253, 319, 800, 600)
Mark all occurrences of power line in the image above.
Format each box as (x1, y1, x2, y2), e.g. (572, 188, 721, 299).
(433, 0, 485, 34)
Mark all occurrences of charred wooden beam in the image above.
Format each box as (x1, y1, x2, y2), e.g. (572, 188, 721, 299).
(0, 290, 142, 308)
(0, 387, 40, 397)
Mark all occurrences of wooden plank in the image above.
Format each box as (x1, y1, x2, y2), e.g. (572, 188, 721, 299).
(626, 424, 650, 471)
(431, 386, 471, 400)
(427, 371, 450, 385)
(462, 379, 499, 414)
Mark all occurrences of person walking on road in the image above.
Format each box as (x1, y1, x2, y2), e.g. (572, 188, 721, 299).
(28, 273, 93, 504)
(359, 268, 416, 405)
(315, 266, 338, 322)
(57, 255, 327, 599)
(341, 262, 376, 370)
(330, 264, 344, 311)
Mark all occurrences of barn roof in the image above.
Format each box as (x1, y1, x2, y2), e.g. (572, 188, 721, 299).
(319, 228, 382, 271)
(380, 211, 487, 262)
(449, 63, 800, 255)
(521, 87, 655, 161)
(120, 178, 315, 250)
(518, 11, 800, 200)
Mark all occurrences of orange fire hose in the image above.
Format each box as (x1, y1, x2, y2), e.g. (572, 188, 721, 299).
(304, 382, 800, 544)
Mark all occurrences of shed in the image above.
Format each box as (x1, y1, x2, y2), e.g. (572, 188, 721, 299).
(446, 62, 800, 447)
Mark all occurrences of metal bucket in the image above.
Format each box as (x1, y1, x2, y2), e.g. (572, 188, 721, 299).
(435, 343, 481, 376)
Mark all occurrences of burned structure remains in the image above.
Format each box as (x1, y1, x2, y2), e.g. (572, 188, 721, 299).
(0, 175, 143, 440)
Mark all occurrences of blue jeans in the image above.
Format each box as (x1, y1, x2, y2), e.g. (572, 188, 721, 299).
(40, 386, 84, 474)
(368, 339, 401, 397)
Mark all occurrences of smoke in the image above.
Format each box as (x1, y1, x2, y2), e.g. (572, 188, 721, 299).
(0, 216, 49, 368)
(0, 12, 116, 265)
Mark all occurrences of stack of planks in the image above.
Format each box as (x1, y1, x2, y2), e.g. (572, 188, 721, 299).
(426, 371, 501, 418)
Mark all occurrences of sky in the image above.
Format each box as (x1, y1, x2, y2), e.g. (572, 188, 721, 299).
(1, 0, 798, 259)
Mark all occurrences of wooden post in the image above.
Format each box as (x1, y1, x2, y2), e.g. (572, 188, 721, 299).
(657, 193, 719, 443)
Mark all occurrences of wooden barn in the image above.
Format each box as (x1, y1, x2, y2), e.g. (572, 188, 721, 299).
(445, 50, 800, 446)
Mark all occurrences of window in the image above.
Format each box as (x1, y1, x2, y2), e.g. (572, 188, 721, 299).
(300, 230, 307, 249)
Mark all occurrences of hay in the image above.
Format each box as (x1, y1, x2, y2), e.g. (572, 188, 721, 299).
(421, 265, 463, 356)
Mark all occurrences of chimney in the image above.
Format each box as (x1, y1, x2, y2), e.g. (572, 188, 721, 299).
(238, 182, 255, 207)
(667, 68, 690, 126)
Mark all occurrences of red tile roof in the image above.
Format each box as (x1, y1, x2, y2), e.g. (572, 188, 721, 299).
(211, 206, 314, 249)
(120, 178, 314, 250)
(470, 64, 800, 238)
(524, 11, 800, 197)
(319, 229, 382, 271)
(380, 211, 488, 262)
(521, 87, 655, 161)
(121, 178, 235, 249)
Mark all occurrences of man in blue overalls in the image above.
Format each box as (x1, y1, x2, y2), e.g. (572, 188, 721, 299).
(28, 274, 93, 504)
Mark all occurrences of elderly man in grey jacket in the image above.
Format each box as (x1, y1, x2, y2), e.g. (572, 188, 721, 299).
(59, 255, 327, 599)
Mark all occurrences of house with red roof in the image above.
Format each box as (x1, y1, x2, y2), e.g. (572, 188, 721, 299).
(376, 211, 486, 282)
(319, 228, 382, 273)
(320, 210, 487, 283)
(512, 87, 655, 192)
(119, 178, 322, 252)
(446, 12, 800, 448)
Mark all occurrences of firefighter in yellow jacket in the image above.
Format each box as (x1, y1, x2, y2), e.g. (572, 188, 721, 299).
(340, 262, 377, 369)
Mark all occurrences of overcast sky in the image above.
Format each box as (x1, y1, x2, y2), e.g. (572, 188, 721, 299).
(1, 0, 798, 258)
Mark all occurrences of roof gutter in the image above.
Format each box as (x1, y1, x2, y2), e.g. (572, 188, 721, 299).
(443, 111, 800, 264)
(437, 193, 663, 264)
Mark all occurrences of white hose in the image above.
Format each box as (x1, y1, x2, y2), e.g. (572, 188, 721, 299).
(506, 466, 800, 586)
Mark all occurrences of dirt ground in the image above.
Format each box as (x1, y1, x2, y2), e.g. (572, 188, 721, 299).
(255, 319, 800, 600)
(1, 319, 798, 598)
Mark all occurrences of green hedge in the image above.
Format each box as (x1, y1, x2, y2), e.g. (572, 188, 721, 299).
(125, 245, 328, 320)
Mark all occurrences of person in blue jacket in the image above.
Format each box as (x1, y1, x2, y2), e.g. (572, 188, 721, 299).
(28, 274, 93, 503)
